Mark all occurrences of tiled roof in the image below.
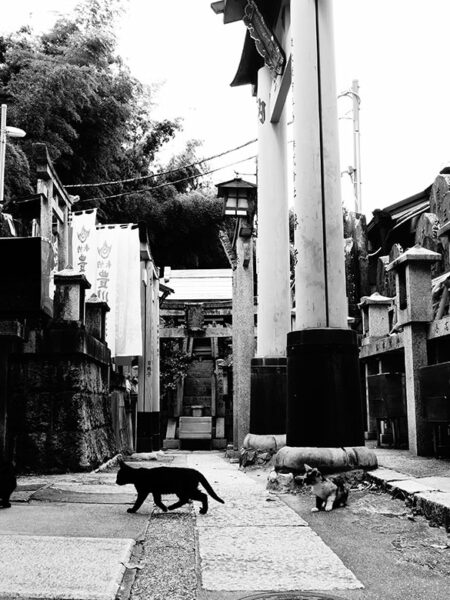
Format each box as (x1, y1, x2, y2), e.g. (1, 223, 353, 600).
(161, 269, 233, 301)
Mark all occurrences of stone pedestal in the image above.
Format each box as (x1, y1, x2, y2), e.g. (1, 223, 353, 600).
(286, 328, 364, 447)
(250, 357, 286, 435)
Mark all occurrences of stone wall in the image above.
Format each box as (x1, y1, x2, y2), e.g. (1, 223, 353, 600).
(8, 322, 117, 472)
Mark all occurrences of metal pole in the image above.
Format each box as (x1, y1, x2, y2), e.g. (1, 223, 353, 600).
(0, 104, 7, 205)
(352, 80, 362, 213)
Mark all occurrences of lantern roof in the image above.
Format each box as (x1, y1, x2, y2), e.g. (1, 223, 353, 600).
(216, 177, 257, 197)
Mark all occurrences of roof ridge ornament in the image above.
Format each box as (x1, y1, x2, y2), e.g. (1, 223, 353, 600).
(243, 0, 285, 78)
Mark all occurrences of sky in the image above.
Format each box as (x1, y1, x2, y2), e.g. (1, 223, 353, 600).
(2, 1, 450, 220)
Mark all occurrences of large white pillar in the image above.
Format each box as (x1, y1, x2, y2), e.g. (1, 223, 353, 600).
(287, 0, 364, 448)
(291, 0, 347, 329)
(250, 66, 291, 436)
(256, 66, 291, 357)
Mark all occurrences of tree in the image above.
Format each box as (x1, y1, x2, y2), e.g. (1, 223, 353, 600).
(0, 0, 179, 201)
(1, 0, 230, 270)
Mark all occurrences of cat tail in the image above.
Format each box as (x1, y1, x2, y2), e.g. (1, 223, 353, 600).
(198, 473, 225, 504)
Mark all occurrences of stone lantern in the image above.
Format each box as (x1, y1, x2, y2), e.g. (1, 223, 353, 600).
(216, 176, 256, 449)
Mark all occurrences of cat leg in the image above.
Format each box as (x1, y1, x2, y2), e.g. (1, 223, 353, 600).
(127, 491, 149, 513)
(324, 493, 336, 511)
(311, 496, 323, 512)
(167, 496, 189, 511)
(152, 492, 168, 513)
(191, 490, 208, 514)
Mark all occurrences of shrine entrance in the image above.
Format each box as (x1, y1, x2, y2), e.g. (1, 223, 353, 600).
(159, 269, 233, 450)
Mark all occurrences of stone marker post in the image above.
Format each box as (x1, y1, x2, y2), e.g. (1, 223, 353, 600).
(358, 292, 394, 436)
(233, 230, 255, 450)
(387, 244, 441, 455)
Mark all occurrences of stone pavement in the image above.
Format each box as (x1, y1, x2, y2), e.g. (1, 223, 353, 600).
(1, 447, 449, 599)
(369, 447, 450, 530)
(186, 453, 362, 593)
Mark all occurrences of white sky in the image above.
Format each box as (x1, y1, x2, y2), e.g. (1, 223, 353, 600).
(2, 1, 450, 219)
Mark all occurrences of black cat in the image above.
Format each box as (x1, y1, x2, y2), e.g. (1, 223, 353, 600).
(0, 461, 17, 509)
(116, 459, 224, 514)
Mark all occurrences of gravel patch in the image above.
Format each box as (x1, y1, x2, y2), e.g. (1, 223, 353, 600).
(130, 509, 198, 600)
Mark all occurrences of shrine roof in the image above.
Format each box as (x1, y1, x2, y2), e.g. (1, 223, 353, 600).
(212, 0, 283, 88)
(160, 269, 233, 301)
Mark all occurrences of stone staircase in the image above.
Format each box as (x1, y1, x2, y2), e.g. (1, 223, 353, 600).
(183, 358, 214, 415)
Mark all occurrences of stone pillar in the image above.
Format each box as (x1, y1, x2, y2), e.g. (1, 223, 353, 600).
(387, 244, 441, 455)
(85, 293, 109, 341)
(359, 293, 393, 436)
(359, 292, 393, 340)
(287, 0, 364, 447)
(233, 231, 255, 449)
(53, 268, 91, 322)
(137, 259, 161, 451)
(250, 66, 291, 435)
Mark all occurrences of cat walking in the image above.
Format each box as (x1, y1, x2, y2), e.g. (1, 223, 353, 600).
(303, 464, 349, 512)
(116, 459, 224, 514)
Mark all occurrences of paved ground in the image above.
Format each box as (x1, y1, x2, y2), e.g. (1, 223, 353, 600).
(0, 448, 449, 600)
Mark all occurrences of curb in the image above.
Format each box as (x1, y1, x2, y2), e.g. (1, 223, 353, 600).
(366, 468, 450, 531)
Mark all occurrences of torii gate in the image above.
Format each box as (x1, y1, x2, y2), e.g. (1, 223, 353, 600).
(212, 0, 364, 448)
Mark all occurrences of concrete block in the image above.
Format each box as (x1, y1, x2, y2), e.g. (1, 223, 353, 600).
(0, 535, 134, 600)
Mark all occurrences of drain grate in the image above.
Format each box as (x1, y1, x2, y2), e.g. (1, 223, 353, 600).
(238, 593, 348, 600)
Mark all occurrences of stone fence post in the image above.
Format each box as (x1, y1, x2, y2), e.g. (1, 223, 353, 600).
(387, 244, 440, 455)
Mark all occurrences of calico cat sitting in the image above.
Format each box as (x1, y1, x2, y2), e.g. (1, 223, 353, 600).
(303, 464, 349, 512)
(116, 459, 224, 514)
(0, 461, 17, 509)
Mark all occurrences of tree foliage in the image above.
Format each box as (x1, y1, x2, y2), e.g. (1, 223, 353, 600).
(1, 0, 230, 269)
(0, 0, 179, 198)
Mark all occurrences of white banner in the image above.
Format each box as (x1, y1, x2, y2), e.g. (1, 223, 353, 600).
(70, 213, 142, 358)
(71, 209, 98, 289)
(95, 226, 119, 356)
(113, 225, 142, 358)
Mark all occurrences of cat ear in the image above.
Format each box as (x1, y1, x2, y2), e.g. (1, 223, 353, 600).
(303, 463, 312, 472)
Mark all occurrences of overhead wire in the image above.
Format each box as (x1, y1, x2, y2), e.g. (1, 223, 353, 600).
(81, 154, 257, 202)
(65, 137, 258, 188)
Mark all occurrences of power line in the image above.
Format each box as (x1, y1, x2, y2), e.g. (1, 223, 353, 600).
(65, 138, 258, 189)
(81, 154, 257, 202)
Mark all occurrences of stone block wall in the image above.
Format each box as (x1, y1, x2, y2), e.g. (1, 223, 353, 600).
(7, 324, 116, 472)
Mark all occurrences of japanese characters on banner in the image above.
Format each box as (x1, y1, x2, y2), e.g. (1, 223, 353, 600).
(95, 225, 119, 356)
(71, 212, 142, 358)
(72, 209, 98, 290)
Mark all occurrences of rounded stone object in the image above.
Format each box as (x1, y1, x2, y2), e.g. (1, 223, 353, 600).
(243, 433, 287, 452)
(274, 446, 377, 473)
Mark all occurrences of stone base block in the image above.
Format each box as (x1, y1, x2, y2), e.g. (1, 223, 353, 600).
(250, 357, 286, 435)
(162, 439, 180, 449)
(212, 438, 227, 450)
(287, 328, 364, 447)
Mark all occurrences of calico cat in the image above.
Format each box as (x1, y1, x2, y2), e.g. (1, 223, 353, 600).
(0, 461, 17, 509)
(303, 464, 349, 512)
(116, 459, 224, 514)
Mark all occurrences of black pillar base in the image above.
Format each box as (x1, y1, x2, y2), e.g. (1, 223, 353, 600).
(286, 328, 364, 447)
(136, 411, 161, 452)
(250, 357, 286, 434)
